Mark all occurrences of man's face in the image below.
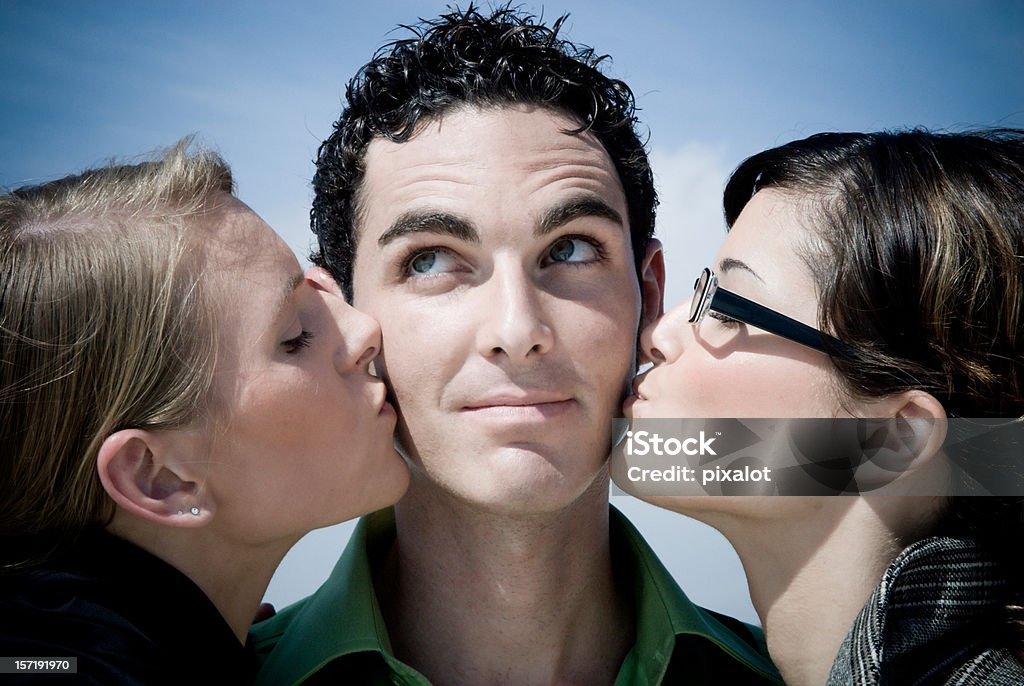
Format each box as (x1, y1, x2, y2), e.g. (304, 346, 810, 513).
(352, 105, 649, 514)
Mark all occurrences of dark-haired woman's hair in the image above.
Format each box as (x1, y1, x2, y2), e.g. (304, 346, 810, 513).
(723, 127, 1024, 657)
(310, 4, 656, 301)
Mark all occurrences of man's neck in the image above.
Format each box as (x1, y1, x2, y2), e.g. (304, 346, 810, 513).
(377, 471, 634, 686)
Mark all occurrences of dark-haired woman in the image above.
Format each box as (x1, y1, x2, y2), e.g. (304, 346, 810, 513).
(616, 129, 1024, 684)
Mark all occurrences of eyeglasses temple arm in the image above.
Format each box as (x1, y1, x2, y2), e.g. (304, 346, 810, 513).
(713, 287, 847, 357)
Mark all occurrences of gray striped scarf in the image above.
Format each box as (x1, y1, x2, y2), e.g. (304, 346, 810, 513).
(827, 536, 1023, 685)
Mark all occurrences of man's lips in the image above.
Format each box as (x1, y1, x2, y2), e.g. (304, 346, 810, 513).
(458, 391, 577, 425)
(461, 390, 573, 410)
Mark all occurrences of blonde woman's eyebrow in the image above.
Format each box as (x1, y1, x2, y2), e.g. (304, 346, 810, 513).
(272, 272, 306, 320)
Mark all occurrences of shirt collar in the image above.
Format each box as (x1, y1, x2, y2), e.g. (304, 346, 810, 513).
(610, 506, 779, 683)
(252, 508, 411, 684)
(253, 506, 779, 684)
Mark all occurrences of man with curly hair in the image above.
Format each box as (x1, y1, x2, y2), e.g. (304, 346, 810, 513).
(252, 6, 780, 684)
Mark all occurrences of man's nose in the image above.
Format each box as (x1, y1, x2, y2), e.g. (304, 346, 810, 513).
(474, 264, 554, 361)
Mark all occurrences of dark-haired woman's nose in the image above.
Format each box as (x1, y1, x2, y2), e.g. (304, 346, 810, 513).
(641, 301, 690, 365)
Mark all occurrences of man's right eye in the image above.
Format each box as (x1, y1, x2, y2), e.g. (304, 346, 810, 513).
(403, 248, 459, 276)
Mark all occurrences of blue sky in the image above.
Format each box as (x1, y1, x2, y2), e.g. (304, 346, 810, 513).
(3, 1, 1022, 623)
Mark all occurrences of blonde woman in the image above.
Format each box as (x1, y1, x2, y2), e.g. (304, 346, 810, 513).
(0, 141, 409, 684)
(617, 129, 1024, 685)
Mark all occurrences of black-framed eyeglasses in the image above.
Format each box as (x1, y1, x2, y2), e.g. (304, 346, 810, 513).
(689, 267, 850, 358)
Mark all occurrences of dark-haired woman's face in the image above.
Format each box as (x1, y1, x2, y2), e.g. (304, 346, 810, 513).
(627, 189, 843, 420)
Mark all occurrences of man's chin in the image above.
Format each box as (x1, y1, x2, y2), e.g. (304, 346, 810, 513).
(412, 447, 609, 516)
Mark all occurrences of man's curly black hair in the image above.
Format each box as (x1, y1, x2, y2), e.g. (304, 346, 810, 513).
(311, 3, 657, 300)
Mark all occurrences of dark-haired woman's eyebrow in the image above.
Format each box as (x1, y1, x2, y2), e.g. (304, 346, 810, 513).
(718, 257, 764, 283)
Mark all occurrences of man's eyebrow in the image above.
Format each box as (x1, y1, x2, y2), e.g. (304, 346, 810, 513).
(377, 211, 480, 247)
(536, 197, 624, 237)
(718, 257, 764, 283)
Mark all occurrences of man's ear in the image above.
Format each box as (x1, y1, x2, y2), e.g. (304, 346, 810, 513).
(639, 238, 665, 332)
(306, 266, 344, 298)
(96, 429, 213, 528)
(854, 391, 948, 489)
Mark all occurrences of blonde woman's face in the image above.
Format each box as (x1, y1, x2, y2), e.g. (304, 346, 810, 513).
(195, 195, 408, 542)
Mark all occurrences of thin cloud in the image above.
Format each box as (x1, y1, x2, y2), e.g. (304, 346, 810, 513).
(650, 141, 733, 307)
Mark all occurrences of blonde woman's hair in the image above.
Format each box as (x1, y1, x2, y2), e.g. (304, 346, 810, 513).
(1, 138, 233, 562)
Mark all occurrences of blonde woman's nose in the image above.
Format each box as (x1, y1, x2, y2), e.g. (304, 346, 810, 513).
(305, 266, 382, 370)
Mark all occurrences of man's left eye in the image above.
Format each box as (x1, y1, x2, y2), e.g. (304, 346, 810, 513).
(545, 237, 599, 264)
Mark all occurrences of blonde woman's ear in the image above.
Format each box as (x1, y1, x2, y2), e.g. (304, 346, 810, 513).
(96, 429, 213, 528)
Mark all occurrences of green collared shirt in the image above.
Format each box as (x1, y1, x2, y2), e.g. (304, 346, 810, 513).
(251, 507, 781, 685)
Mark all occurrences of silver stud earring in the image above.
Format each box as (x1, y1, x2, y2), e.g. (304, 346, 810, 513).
(190, 506, 200, 516)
